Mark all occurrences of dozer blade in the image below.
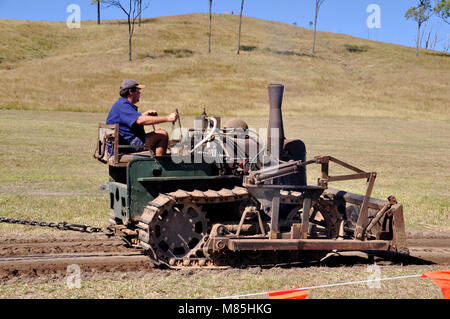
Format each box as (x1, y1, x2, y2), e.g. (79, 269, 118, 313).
(324, 187, 409, 255)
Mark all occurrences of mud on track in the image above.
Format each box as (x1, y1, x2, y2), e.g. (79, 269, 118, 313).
(0, 231, 448, 282)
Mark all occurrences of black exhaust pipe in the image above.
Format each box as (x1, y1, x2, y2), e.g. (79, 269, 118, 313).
(267, 84, 286, 158)
(267, 84, 307, 186)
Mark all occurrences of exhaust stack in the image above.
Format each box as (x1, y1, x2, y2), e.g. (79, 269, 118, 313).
(267, 84, 286, 158)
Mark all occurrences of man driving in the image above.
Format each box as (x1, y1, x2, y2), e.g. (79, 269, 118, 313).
(106, 79, 178, 156)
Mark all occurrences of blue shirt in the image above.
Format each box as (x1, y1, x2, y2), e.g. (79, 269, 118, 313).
(106, 97, 146, 143)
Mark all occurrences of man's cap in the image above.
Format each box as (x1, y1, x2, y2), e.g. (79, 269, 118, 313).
(120, 79, 146, 90)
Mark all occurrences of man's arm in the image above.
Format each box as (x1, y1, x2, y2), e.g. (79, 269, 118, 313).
(136, 112, 178, 126)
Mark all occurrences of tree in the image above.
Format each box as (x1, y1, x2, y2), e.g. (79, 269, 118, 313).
(434, 0, 450, 24)
(237, 0, 245, 55)
(91, 0, 103, 25)
(138, 0, 142, 26)
(103, 0, 148, 61)
(312, 0, 326, 54)
(208, 0, 213, 53)
(405, 0, 433, 56)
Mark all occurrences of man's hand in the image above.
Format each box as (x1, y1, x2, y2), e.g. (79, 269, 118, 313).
(145, 110, 158, 116)
(166, 112, 178, 123)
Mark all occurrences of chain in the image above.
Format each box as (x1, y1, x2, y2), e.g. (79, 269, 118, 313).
(0, 217, 104, 234)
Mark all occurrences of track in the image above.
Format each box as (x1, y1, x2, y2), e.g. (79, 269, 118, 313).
(0, 232, 448, 281)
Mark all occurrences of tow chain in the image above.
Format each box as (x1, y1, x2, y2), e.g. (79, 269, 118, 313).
(0, 217, 104, 234)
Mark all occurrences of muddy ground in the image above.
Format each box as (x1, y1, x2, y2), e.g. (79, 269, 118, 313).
(0, 231, 448, 285)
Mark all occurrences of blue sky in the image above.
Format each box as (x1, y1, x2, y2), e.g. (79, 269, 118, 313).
(0, 0, 449, 51)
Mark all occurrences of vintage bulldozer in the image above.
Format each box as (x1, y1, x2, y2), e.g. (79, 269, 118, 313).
(94, 84, 408, 268)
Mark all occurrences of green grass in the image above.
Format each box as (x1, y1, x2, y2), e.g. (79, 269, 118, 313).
(0, 14, 449, 120)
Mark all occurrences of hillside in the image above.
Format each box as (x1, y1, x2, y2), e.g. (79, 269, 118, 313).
(0, 14, 449, 119)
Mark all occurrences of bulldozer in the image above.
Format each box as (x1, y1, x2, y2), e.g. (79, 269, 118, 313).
(94, 84, 408, 268)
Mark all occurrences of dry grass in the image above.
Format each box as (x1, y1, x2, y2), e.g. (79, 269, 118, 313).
(0, 14, 449, 120)
(0, 265, 445, 299)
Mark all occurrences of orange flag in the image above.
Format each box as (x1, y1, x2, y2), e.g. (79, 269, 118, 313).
(268, 287, 309, 299)
(421, 270, 450, 299)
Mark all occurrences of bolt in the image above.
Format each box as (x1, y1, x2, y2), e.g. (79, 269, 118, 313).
(216, 240, 225, 249)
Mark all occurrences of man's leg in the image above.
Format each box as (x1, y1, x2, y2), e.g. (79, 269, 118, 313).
(145, 130, 169, 156)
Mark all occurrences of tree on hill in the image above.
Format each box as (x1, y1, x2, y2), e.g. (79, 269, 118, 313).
(237, 0, 245, 55)
(434, 0, 449, 24)
(103, 0, 148, 61)
(138, 0, 142, 26)
(312, 0, 326, 54)
(91, 0, 104, 25)
(209, 0, 213, 53)
(405, 0, 433, 56)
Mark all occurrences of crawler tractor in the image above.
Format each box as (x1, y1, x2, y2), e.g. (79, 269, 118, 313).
(94, 84, 408, 268)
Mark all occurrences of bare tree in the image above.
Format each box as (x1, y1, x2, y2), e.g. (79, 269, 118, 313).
(209, 0, 213, 53)
(423, 25, 433, 49)
(444, 33, 450, 52)
(312, 0, 326, 54)
(139, 0, 142, 26)
(237, 0, 245, 55)
(91, 0, 103, 25)
(103, 0, 148, 61)
(405, 0, 433, 56)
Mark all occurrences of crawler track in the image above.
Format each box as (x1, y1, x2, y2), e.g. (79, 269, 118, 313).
(137, 186, 342, 268)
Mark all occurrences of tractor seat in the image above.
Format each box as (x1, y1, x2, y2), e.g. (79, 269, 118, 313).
(115, 151, 152, 164)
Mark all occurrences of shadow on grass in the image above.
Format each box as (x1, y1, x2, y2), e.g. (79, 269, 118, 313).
(317, 250, 435, 268)
(138, 49, 194, 59)
(154, 249, 435, 270)
(105, 18, 159, 25)
(344, 44, 370, 53)
(265, 48, 317, 58)
(425, 52, 450, 58)
(239, 45, 257, 52)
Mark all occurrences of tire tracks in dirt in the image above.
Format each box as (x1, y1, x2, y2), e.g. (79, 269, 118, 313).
(0, 232, 448, 282)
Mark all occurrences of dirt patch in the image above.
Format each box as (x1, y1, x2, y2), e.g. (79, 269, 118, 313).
(0, 235, 131, 256)
(0, 254, 153, 282)
(0, 231, 448, 284)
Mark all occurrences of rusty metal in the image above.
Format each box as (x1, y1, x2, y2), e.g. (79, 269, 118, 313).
(365, 196, 397, 234)
(135, 182, 396, 268)
(226, 238, 389, 251)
